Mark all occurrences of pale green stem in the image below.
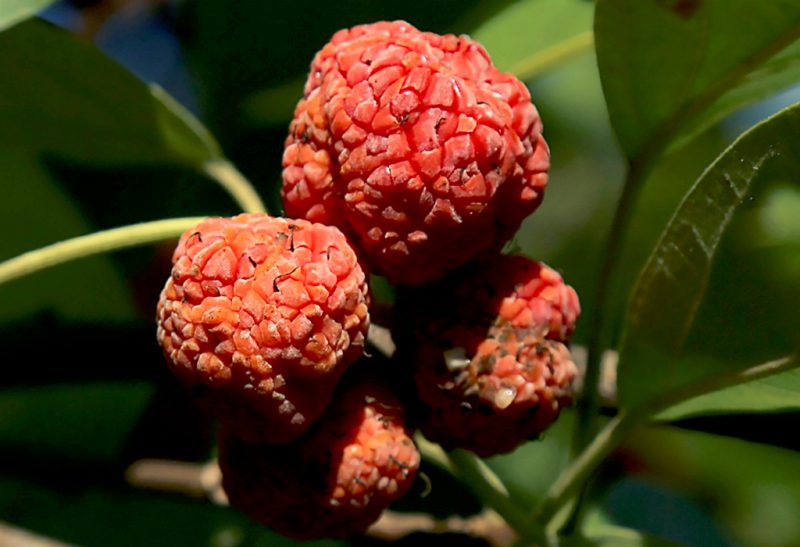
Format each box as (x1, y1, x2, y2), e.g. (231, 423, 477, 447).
(415, 434, 549, 544)
(414, 433, 453, 473)
(574, 156, 654, 449)
(536, 353, 800, 528)
(203, 160, 267, 215)
(535, 414, 630, 527)
(0, 217, 205, 287)
(446, 449, 550, 545)
(510, 31, 594, 81)
(573, 16, 800, 458)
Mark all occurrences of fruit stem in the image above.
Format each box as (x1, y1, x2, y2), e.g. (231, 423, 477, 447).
(573, 155, 653, 451)
(414, 433, 453, 473)
(574, 17, 800, 454)
(415, 434, 550, 544)
(0, 217, 205, 286)
(536, 352, 800, 530)
(446, 449, 550, 545)
(203, 160, 268, 214)
(510, 31, 595, 81)
(535, 413, 630, 528)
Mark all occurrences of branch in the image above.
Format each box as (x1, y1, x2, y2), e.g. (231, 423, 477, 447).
(0, 217, 205, 287)
(536, 353, 800, 528)
(203, 160, 267, 215)
(509, 31, 594, 81)
(125, 457, 518, 546)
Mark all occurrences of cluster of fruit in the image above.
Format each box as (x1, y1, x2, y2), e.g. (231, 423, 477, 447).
(156, 20, 580, 540)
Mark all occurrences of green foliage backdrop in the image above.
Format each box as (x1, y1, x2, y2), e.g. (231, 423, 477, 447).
(1, 0, 799, 545)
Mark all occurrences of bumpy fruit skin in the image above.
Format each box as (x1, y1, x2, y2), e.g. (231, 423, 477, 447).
(282, 21, 549, 285)
(218, 375, 420, 540)
(156, 214, 370, 444)
(394, 255, 579, 457)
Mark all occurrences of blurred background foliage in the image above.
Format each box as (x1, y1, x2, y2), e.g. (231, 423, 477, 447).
(1, 0, 800, 545)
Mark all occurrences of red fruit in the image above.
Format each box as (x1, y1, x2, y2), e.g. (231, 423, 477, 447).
(394, 255, 579, 457)
(156, 214, 370, 444)
(282, 21, 549, 285)
(218, 376, 420, 540)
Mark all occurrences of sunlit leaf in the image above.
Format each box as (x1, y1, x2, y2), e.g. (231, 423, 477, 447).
(564, 523, 678, 546)
(595, 0, 800, 159)
(657, 365, 800, 421)
(617, 102, 800, 409)
(470, 0, 593, 77)
(0, 474, 344, 547)
(0, 19, 221, 166)
(0, 382, 154, 462)
(0, 0, 56, 32)
(241, 0, 594, 127)
(674, 40, 800, 149)
(0, 151, 135, 323)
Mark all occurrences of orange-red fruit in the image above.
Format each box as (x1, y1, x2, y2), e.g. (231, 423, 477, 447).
(156, 214, 370, 444)
(394, 255, 579, 457)
(218, 376, 420, 540)
(282, 21, 549, 285)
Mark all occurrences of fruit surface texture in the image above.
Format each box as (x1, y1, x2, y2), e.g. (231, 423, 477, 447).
(219, 376, 420, 539)
(282, 21, 549, 284)
(156, 213, 370, 443)
(395, 255, 579, 456)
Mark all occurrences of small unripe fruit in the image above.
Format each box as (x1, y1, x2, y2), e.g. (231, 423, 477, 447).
(394, 254, 579, 456)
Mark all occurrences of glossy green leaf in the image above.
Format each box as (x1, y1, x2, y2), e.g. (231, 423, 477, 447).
(470, 0, 593, 78)
(0, 475, 345, 547)
(242, 0, 594, 127)
(0, 382, 154, 462)
(631, 425, 800, 546)
(0, 0, 56, 32)
(183, 0, 502, 133)
(0, 19, 221, 166)
(595, 0, 800, 159)
(617, 102, 800, 409)
(487, 410, 575, 509)
(675, 40, 800, 149)
(0, 151, 135, 323)
(657, 366, 800, 421)
(240, 76, 305, 127)
(564, 523, 678, 546)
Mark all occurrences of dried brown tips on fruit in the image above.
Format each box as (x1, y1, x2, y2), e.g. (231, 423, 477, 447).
(394, 254, 580, 456)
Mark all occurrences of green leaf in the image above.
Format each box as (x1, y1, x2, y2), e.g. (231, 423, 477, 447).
(595, 0, 800, 159)
(241, 0, 594, 127)
(657, 364, 800, 421)
(0, 151, 135, 323)
(0, 19, 221, 166)
(240, 77, 305, 127)
(487, 410, 575, 509)
(0, 382, 154, 463)
(470, 0, 594, 78)
(564, 523, 677, 546)
(617, 101, 800, 409)
(674, 40, 800, 149)
(0, 474, 345, 547)
(0, 0, 56, 32)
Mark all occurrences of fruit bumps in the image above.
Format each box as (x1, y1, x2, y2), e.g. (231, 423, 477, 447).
(394, 255, 580, 456)
(156, 214, 370, 443)
(282, 21, 549, 284)
(218, 374, 420, 539)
